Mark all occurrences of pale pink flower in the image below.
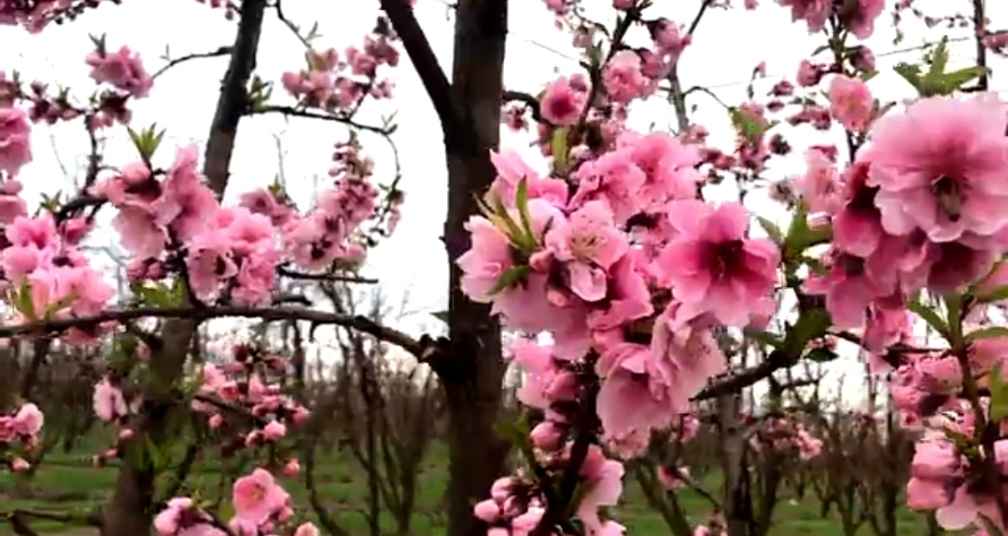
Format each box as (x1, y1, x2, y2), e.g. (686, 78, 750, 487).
(10, 457, 29, 472)
(777, 0, 832, 33)
(283, 458, 301, 476)
(570, 149, 647, 225)
(0, 107, 31, 176)
(12, 403, 43, 436)
(796, 60, 823, 87)
(577, 445, 624, 535)
(829, 75, 873, 132)
(294, 523, 320, 536)
(805, 249, 891, 328)
(262, 420, 287, 441)
(603, 51, 649, 104)
(544, 201, 628, 301)
(232, 468, 290, 525)
(93, 377, 128, 422)
(795, 147, 843, 214)
(487, 150, 568, 208)
(868, 95, 1008, 243)
(154, 497, 193, 535)
(843, 0, 885, 39)
(86, 45, 153, 97)
(656, 200, 780, 326)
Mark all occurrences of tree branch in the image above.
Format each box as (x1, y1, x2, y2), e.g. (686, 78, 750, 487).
(693, 351, 796, 401)
(503, 90, 548, 125)
(250, 105, 394, 135)
(152, 47, 233, 81)
(278, 266, 378, 284)
(378, 0, 458, 133)
(0, 306, 442, 361)
(203, 0, 268, 196)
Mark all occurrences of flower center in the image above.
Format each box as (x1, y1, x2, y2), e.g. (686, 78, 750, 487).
(931, 175, 962, 222)
(711, 239, 744, 279)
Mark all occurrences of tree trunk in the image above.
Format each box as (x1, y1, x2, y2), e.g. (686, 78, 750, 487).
(100, 2, 266, 533)
(718, 394, 753, 536)
(440, 3, 510, 536)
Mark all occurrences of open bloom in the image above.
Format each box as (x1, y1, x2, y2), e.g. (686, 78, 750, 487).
(0, 107, 31, 176)
(86, 45, 153, 98)
(868, 95, 1008, 243)
(540, 75, 587, 126)
(656, 200, 780, 326)
(232, 468, 290, 525)
(829, 75, 873, 133)
(544, 200, 628, 301)
(603, 51, 650, 104)
(93, 378, 128, 422)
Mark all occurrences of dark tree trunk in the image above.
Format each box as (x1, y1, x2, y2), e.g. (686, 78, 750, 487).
(441, 3, 510, 536)
(100, 2, 266, 533)
(718, 394, 754, 536)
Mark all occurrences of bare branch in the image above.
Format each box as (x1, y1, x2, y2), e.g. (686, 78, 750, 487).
(250, 105, 394, 135)
(152, 46, 233, 81)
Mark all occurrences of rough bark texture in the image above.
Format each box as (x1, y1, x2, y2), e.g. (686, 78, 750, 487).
(100, 1, 267, 533)
(380, 2, 510, 535)
(718, 394, 753, 536)
(442, 3, 511, 536)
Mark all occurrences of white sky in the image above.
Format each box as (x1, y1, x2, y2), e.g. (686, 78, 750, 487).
(1, 0, 1007, 404)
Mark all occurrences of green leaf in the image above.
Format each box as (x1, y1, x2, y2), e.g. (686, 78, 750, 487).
(491, 196, 535, 254)
(14, 279, 37, 322)
(965, 326, 1008, 342)
(805, 347, 839, 363)
(907, 298, 949, 339)
(990, 364, 1008, 423)
(895, 38, 985, 97)
(488, 265, 531, 296)
(729, 107, 771, 143)
(552, 128, 570, 174)
(783, 307, 831, 357)
(744, 329, 784, 350)
(430, 310, 449, 325)
(756, 216, 784, 244)
(783, 203, 832, 262)
(515, 178, 538, 249)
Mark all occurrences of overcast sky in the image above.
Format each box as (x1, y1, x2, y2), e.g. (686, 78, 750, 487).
(1, 0, 1006, 400)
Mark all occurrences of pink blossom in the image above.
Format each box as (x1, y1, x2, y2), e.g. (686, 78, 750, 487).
(656, 200, 780, 326)
(154, 498, 193, 535)
(618, 131, 702, 210)
(112, 204, 166, 259)
(650, 19, 691, 62)
(577, 445, 624, 535)
(544, 201, 628, 301)
(262, 420, 287, 441)
(843, 0, 885, 39)
(570, 149, 647, 225)
(12, 403, 43, 436)
(777, 0, 832, 33)
(540, 76, 587, 126)
(833, 161, 885, 257)
(283, 458, 300, 476)
(795, 147, 843, 214)
(868, 95, 1008, 243)
(294, 523, 320, 536)
(86, 45, 153, 98)
(232, 468, 290, 525)
(0, 107, 31, 176)
(603, 51, 650, 104)
(487, 150, 568, 208)
(93, 377, 128, 422)
(796, 60, 823, 87)
(829, 76, 873, 132)
(587, 253, 653, 330)
(805, 249, 890, 328)
(186, 230, 237, 301)
(10, 457, 29, 472)
(474, 499, 501, 523)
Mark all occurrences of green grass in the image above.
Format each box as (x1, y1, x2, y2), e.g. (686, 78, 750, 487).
(0, 441, 931, 536)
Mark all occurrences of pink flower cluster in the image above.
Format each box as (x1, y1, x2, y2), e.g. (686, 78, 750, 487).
(86, 43, 153, 99)
(0, 212, 113, 335)
(803, 95, 1008, 329)
(0, 403, 43, 471)
(776, 0, 884, 38)
(283, 140, 377, 271)
(0, 107, 31, 177)
(749, 416, 823, 461)
(192, 345, 310, 453)
(281, 25, 399, 112)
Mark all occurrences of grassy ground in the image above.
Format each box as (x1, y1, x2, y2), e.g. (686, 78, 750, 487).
(0, 439, 931, 536)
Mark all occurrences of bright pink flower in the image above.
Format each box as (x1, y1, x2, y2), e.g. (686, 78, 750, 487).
(868, 96, 1008, 243)
(571, 149, 647, 225)
(805, 249, 890, 328)
(649, 304, 726, 401)
(86, 45, 152, 98)
(540, 76, 587, 126)
(587, 253, 653, 330)
(656, 200, 780, 326)
(577, 445, 624, 535)
(907, 477, 952, 510)
(833, 161, 885, 257)
(283, 458, 300, 476)
(829, 76, 873, 132)
(777, 0, 832, 33)
(545, 201, 627, 301)
(154, 497, 193, 535)
(232, 468, 290, 525)
(650, 19, 691, 62)
(474, 499, 501, 523)
(93, 377, 128, 422)
(186, 229, 238, 301)
(156, 145, 218, 241)
(0, 107, 31, 176)
(796, 60, 823, 87)
(843, 0, 885, 39)
(487, 150, 568, 208)
(113, 204, 166, 259)
(618, 131, 701, 210)
(603, 51, 650, 104)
